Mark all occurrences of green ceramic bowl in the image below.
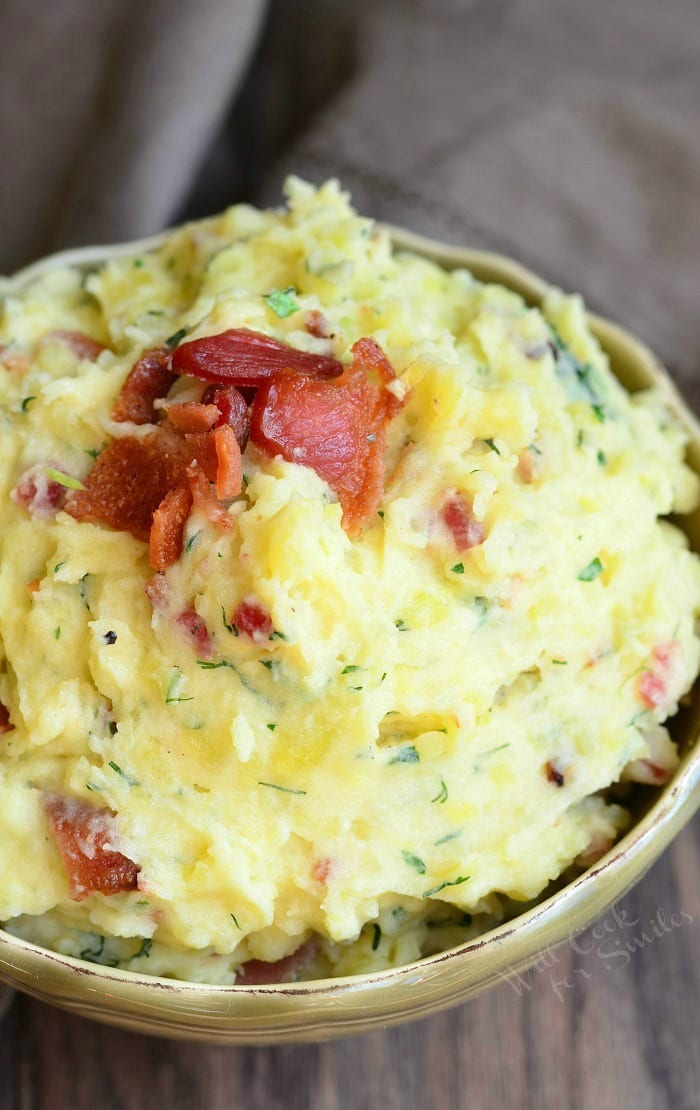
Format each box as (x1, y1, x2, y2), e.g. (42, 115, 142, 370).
(0, 227, 698, 1043)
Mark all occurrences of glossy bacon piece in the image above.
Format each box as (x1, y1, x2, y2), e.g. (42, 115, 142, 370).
(235, 937, 319, 986)
(176, 607, 215, 660)
(0, 702, 14, 734)
(202, 384, 251, 451)
(441, 492, 485, 551)
(149, 485, 192, 571)
(11, 462, 68, 519)
(65, 433, 187, 543)
(164, 401, 219, 434)
(250, 339, 403, 535)
(233, 598, 273, 642)
(44, 794, 140, 901)
(112, 347, 176, 425)
(41, 330, 106, 361)
(638, 641, 681, 710)
(171, 327, 343, 388)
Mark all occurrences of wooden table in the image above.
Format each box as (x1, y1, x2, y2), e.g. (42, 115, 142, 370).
(1, 818, 696, 1110)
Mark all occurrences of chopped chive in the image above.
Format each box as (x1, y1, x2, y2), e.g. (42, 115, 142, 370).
(341, 665, 360, 674)
(108, 760, 136, 785)
(44, 468, 85, 490)
(422, 875, 469, 899)
(259, 659, 274, 669)
(483, 438, 500, 455)
(434, 830, 461, 846)
(79, 574, 91, 611)
(257, 781, 307, 795)
(230, 913, 242, 930)
(389, 745, 420, 765)
(54, 626, 61, 640)
(196, 659, 234, 670)
(266, 723, 277, 731)
(479, 743, 511, 757)
(135, 900, 149, 907)
(165, 670, 193, 705)
(377, 510, 385, 519)
(381, 672, 387, 682)
(264, 287, 300, 318)
(185, 531, 200, 554)
(592, 404, 606, 422)
(21, 396, 36, 412)
(597, 449, 606, 465)
(221, 606, 238, 635)
(165, 326, 188, 348)
(348, 685, 363, 692)
(371, 923, 382, 951)
(269, 630, 287, 641)
(529, 443, 543, 456)
(578, 557, 603, 582)
(133, 938, 152, 959)
(402, 850, 426, 874)
(431, 779, 448, 804)
(84, 446, 101, 459)
(53, 561, 66, 574)
(395, 619, 409, 632)
(133, 258, 143, 268)
(451, 563, 464, 575)
(551, 658, 567, 665)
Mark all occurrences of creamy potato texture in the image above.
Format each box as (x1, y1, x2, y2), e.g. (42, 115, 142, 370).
(1, 180, 699, 983)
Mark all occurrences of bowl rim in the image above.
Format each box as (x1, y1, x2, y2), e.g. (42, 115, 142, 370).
(1, 225, 698, 1041)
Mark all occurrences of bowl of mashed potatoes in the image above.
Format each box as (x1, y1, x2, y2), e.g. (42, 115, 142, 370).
(0, 180, 698, 1043)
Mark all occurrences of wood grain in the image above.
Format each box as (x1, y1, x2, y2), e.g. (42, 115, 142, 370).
(1, 817, 696, 1110)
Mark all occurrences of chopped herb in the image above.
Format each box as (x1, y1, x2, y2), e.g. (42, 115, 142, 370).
(85, 782, 101, 792)
(133, 258, 143, 268)
(434, 830, 461, 846)
(21, 396, 36, 412)
(380, 672, 387, 682)
(257, 781, 307, 795)
(147, 309, 165, 317)
(84, 446, 101, 459)
(108, 760, 136, 786)
(395, 619, 409, 632)
(592, 404, 606, 423)
(165, 670, 193, 705)
(551, 658, 567, 665)
(578, 557, 603, 582)
(431, 779, 448, 804)
(53, 561, 66, 573)
(451, 563, 465, 575)
(479, 742, 511, 757)
(377, 510, 385, 519)
(133, 938, 152, 960)
(529, 443, 543, 456)
(259, 659, 274, 669)
(101, 630, 118, 645)
(108, 721, 118, 736)
(576, 429, 585, 447)
(79, 936, 105, 961)
(269, 630, 287, 641)
(265, 286, 300, 318)
(221, 606, 238, 635)
(185, 531, 200, 554)
(389, 745, 420, 765)
(44, 468, 85, 491)
(165, 326, 188, 348)
(597, 449, 606, 465)
(79, 574, 91, 611)
(341, 665, 361, 674)
(135, 900, 149, 907)
(423, 876, 469, 899)
(348, 685, 363, 692)
(230, 913, 242, 930)
(266, 723, 277, 732)
(402, 850, 426, 874)
(371, 923, 382, 951)
(54, 626, 61, 640)
(196, 659, 234, 670)
(483, 438, 500, 455)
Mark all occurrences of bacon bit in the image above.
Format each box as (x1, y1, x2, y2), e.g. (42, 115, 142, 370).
(235, 937, 319, 986)
(40, 330, 106, 361)
(202, 384, 251, 451)
(638, 641, 681, 710)
(312, 857, 333, 884)
(213, 425, 243, 500)
(145, 572, 171, 610)
(163, 401, 219, 434)
(233, 598, 273, 642)
(0, 702, 14, 734)
(44, 794, 140, 901)
(305, 310, 334, 339)
(11, 462, 68, 519)
(149, 486, 193, 571)
(545, 760, 565, 787)
(517, 452, 535, 483)
(26, 577, 42, 594)
(65, 433, 187, 543)
(624, 758, 670, 785)
(251, 339, 404, 535)
(639, 672, 666, 709)
(441, 492, 485, 551)
(112, 347, 176, 424)
(176, 607, 215, 660)
(0, 348, 30, 374)
(171, 327, 344, 387)
(186, 463, 234, 531)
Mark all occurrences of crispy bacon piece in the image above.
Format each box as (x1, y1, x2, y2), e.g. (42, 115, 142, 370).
(65, 433, 187, 542)
(250, 339, 403, 535)
(41, 330, 106, 361)
(0, 702, 14, 734)
(186, 463, 234, 531)
(164, 401, 219, 434)
(112, 347, 176, 425)
(213, 425, 243, 500)
(44, 794, 140, 901)
(639, 641, 681, 710)
(202, 384, 251, 451)
(545, 760, 565, 787)
(441, 492, 485, 551)
(235, 937, 319, 986)
(305, 310, 334, 339)
(176, 607, 214, 660)
(149, 486, 193, 571)
(11, 462, 68, 519)
(171, 327, 343, 388)
(233, 598, 273, 642)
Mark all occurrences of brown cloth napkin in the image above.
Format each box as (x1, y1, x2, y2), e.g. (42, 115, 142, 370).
(1, 0, 698, 397)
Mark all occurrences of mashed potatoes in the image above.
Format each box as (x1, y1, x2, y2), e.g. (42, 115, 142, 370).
(1, 179, 699, 984)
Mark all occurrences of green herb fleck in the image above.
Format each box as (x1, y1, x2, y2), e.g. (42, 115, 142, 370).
(165, 326, 188, 348)
(402, 850, 426, 874)
(165, 670, 193, 705)
(380, 672, 387, 682)
(451, 563, 464, 575)
(377, 510, 385, 519)
(85, 782, 101, 793)
(597, 449, 606, 465)
(196, 659, 234, 670)
(592, 404, 606, 423)
(257, 781, 307, 795)
(230, 913, 242, 930)
(44, 467, 85, 491)
(54, 626, 61, 640)
(79, 574, 91, 611)
(578, 557, 603, 582)
(79, 936, 105, 961)
(371, 923, 382, 951)
(267, 723, 277, 731)
(147, 309, 164, 317)
(259, 659, 274, 670)
(395, 619, 409, 632)
(221, 606, 238, 635)
(341, 665, 360, 674)
(135, 900, 149, 907)
(265, 286, 300, 318)
(21, 396, 36, 412)
(53, 561, 66, 573)
(479, 742, 511, 757)
(423, 876, 469, 899)
(434, 830, 461, 846)
(185, 531, 200, 554)
(483, 438, 500, 455)
(133, 938, 152, 960)
(108, 760, 136, 786)
(529, 443, 543, 456)
(431, 779, 449, 804)
(269, 630, 287, 641)
(551, 658, 567, 665)
(84, 446, 102, 459)
(133, 258, 143, 269)
(389, 745, 420, 765)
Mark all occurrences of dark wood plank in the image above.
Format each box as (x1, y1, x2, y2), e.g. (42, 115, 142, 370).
(1, 818, 696, 1110)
